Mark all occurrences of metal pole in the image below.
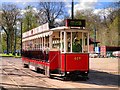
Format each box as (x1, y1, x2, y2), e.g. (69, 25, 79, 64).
(94, 26, 97, 52)
(21, 22, 22, 56)
(0, 27, 2, 54)
(71, 0, 74, 19)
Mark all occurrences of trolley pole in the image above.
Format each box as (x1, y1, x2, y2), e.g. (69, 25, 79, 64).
(71, 0, 74, 19)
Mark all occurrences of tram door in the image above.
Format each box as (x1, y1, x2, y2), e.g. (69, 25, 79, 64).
(60, 31, 73, 72)
(60, 31, 72, 53)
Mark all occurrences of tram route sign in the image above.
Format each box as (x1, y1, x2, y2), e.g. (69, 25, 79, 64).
(66, 19, 85, 28)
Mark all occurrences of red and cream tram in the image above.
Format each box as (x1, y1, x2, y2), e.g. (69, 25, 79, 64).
(22, 19, 89, 80)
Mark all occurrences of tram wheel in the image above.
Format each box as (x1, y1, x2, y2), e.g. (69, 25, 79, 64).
(81, 74, 89, 81)
(49, 75, 54, 79)
(23, 64, 28, 68)
(70, 75, 78, 81)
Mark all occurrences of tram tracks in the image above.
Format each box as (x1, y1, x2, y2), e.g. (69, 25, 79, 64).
(5, 63, 87, 88)
(1, 60, 60, 89)
(1, 57, 119, 88)
(2, 69, 24, 90)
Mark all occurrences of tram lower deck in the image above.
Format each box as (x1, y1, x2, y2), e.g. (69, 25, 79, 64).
(22, 50, 89, 79)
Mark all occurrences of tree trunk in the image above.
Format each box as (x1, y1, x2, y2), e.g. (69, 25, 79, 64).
(13, 27, 16, 56)
(6, 33, 9, 54)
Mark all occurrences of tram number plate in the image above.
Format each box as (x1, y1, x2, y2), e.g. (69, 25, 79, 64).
(29, 65, 36, 71)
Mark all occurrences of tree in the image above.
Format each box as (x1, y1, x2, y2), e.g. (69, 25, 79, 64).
(22, 5, 39, 32)
(99, 2, 120, 46)
(1, 3, 20, 54)
(74, 7, 119, 46)
(37, 2, 65, 27)
(75, 9, 101, 39)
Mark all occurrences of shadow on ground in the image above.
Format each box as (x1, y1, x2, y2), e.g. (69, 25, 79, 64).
(69, 70, 119, 87)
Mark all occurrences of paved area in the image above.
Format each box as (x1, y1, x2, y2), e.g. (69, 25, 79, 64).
(90, 58, 119, 73)
(0, 57, 119, 90)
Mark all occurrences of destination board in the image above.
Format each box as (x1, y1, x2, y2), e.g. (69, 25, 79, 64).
(66, 19, 85, 27)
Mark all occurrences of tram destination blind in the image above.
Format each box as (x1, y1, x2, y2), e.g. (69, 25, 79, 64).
(66, 19, 85, 28)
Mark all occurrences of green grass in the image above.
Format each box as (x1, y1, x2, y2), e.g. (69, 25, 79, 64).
(0, 53, 14, 57)
(0, 53, 21, 58)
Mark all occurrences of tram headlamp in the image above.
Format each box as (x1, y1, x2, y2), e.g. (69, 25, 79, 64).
(67, 72, 70, 74)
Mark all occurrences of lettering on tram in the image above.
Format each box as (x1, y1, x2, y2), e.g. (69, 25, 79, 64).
(22, 20, 89, 80)
(74, 57, 81, 60)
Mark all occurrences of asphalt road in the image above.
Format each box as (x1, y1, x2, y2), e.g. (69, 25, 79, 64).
(0, 57, 119, 90)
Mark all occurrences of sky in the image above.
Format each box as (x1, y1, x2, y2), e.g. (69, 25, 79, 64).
(0, 0, 119, 19)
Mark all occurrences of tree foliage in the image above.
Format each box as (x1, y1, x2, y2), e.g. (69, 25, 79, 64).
(75, 3, 119, 46)
(37, 2, 65, 27)
(1, 3, 20, 54)
(22, 5, 39, 32)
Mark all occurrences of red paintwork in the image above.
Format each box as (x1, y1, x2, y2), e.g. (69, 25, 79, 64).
(22, 52, 89, 72)
(60, 53, 89, 72)
(49, 51, 60, 70)
(22, 57, 49, 67)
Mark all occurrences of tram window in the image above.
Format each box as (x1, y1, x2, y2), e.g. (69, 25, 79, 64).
(80, 39, 82, 45)
(72, 32, 82, 52)
(84, 33, 87, 45)
(52, 38, 60, 49)
(35, 44, 36, 49)
(29, 43, 32, 50)
(48, 43, 49, 47)
(38, 44, 40, 49)
(40, 44, 42, 49)
(67, 32, 71, 52)
(61, 32, 64, 52)
(37, 44, 38, 49)
(52, 32, 60, 49)
(85, 38, 87, 45)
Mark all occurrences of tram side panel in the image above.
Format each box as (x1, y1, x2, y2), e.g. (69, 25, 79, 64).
(22, 50, 46, 70)
(49, 51, 60, 71)
(60, 53, 89, 75)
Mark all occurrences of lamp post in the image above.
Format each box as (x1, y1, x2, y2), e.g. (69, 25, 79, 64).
(0, 26, 2, 53)
(21, 21, 22, 56)
(94, 25, 97, 52)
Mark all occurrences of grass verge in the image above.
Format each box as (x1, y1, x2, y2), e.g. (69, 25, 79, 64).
(0, 53, 21, 58)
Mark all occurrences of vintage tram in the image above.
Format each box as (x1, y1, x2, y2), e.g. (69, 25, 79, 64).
(22, 19, 89, 80)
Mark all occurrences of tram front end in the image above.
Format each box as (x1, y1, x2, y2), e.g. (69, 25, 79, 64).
(60, 53, 89, 79)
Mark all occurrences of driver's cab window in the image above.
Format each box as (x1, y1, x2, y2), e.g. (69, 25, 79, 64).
(72, 32, 82, 52)
(60, 31, 88, 53)
(66, 32, 82, 53)
(67, 32, 71, 52)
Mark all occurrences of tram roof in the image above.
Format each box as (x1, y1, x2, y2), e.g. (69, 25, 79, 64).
(22, 23, 88, 42)
(50, 26, 69, 30)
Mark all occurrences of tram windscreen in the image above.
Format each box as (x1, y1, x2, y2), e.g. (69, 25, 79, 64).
(68, 32, 82, 52)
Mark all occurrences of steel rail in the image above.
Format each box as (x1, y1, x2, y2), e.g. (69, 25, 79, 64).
(4, 61, 59, 88)
(2, 69, 24, 90)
